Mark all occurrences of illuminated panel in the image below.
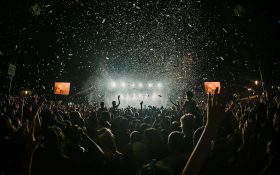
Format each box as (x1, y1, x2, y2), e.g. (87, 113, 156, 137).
(204, 82, 221, 94)
(54, 82, 71, 95)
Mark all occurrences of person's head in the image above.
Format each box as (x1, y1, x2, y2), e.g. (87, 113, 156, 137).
(67, 125, 83, 145)
(160, 117, 171, 130)
(170, 121, 181, 131)
(41, 109, 60, 129)
(119, 118, 129, 131)
(69, 111, 85, 128)
(100, 102, 105, 108)
(112, 100, 116, 107)
(139, 123, 151, 134)
(130, 131, 142, 143)
(98, 128, 117, 152)
(168, 131, 185, 153)
(143, 128, 164, 157)
(186, 91, 194, 100)
(143, 117, 152, 124)
(44, 126, 65, 152)
(144, 128, 162, 143)
(180, 113, 195, 136)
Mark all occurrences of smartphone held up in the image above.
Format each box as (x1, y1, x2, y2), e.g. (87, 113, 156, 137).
(204, 82, 221, 94)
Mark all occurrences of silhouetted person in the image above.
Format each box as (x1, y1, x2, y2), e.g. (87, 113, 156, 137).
(180, 113, 196, 156)
(110, 95, 120, 118)
(182, 91, 202, 127)
(97, 102, 108, 118)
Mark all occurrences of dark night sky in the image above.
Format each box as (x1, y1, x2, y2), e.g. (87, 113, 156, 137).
(0, 0, 279, 96)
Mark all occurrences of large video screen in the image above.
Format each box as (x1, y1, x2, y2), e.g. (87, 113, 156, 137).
(54, 82, 70, 95)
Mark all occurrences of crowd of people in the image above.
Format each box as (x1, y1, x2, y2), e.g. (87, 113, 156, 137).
(0, 89, 279, 175)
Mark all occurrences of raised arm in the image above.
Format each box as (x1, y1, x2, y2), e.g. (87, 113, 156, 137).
(30, 96, 46, 130)
(81, 130, 105, 158)
(116, 95, 120, 108)
(19, 97, 25, 123)
(170, 98, 180, 108)
(20, 97, 45, 175)
(182, 89, 228, 175)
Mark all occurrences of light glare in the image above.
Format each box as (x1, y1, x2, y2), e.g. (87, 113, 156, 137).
(121, 82, 126, 87)
(111, 82, 116, 87)
(254, 80, 259, 85)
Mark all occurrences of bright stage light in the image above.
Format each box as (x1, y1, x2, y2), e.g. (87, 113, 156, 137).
(148, 83, 153, 88)
(121, 82, 126, 87)
(131, 84, 135, 87)
(138, 83, 143, 88)
(157, 83, 162, 88)
(111, 82, 117, 87)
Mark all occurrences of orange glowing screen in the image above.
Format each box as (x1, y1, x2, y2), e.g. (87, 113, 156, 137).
(204, 82, 221, 94)
(54, 82, 70, 95)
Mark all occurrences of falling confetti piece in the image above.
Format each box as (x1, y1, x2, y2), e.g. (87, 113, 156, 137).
(222, 28, 228, 33)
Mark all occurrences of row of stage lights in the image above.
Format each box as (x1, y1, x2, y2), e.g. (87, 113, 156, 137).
(118, 93, 162, 101)
(110, 82, 163, 88)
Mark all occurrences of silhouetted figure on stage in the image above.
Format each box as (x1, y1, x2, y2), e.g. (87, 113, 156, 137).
(182, 91, 202, 127)
(97, 102, 108, 117)
(110, 95, 120, 118)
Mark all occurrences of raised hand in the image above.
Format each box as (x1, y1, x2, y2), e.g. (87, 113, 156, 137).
(21, 119, 40, 175)
(30, 96, 46, 130)
(182, 88, 230, 175)
(19, 97, 25, 122)
(22, 120, 38, 152)
(206, 88, 227, 128)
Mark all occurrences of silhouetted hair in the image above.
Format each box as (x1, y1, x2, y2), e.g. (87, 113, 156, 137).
(186, 91, 194, 99)
(98, 128, 117, 151)
(168, 131, 185, 152)
(100, 102, 105, 107)
(180, 113, 195, 129)
(130, 131, 142, 143)
(69, 111, 84, 127)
